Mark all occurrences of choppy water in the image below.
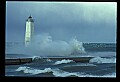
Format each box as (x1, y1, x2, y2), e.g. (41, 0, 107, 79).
(5, 52, 116, 77)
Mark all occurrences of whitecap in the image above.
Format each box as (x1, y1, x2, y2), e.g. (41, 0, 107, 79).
(16, 66, 116, 77)
(16, 66, 52, 74)
(32, 56, 42, 61)
(89, 57, 116, 63)
(54, 59, 74, 65)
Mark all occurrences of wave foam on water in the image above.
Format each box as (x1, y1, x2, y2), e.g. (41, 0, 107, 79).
(16, 66, 116, 77)
(16, 66, 80, 77)
(16, 66, 52, 74)
(32, 56, 42, 61)
(89, 57, 116, 63)
(54, 59, 74, 65)
(32, 56, 52, 62)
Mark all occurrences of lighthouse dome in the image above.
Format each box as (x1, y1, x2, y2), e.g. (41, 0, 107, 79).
(26, 16, 34, 22)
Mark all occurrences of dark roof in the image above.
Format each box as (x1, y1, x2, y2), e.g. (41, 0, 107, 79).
(28, 15, 32, 18)
(26, 15, 34, 22)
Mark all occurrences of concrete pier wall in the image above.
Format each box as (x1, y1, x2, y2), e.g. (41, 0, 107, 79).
(5, 58, 32, 65)
(5, 57, 94, 65)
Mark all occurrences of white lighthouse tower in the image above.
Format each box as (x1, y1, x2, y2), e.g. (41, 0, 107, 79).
(25, 15, 34, 47)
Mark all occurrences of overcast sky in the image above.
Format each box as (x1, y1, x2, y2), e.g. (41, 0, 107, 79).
(6, 1, 117, 43)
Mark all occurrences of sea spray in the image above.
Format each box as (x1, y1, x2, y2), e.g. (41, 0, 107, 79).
(6, 33, 86, 56)
(26, 33, 86, 56)
(69, 38, 86, 55)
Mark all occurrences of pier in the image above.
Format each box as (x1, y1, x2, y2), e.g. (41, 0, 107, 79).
(5, 57, 94, 65)
(5, 58, 32, 65)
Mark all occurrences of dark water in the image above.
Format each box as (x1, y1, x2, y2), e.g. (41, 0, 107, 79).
(5, 52, 116, 77)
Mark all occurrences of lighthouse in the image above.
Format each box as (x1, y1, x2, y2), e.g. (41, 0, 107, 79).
(25, 15, 34, 47)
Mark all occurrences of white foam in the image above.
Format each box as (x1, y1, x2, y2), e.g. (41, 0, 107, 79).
(55, 59, 74, 65)
(16, 66, 52, 74)
(32, 56, 52, 62)
(16, 66, 116, 77)
(16, 66, 79, 77)
(52, 69, 116, 77)
(16, 66, 29, 71)
(52, 69, 80, 77)
(46, 59, 52, 62)
(89, 57, 116, 63)
(69, 38, 86, 54)
(32, 56, 42, 61)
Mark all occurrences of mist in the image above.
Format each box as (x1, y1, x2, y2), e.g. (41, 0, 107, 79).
(6, 33, 86, 56)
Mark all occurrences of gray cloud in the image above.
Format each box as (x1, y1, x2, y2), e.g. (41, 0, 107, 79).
(6, 2, 117, 43)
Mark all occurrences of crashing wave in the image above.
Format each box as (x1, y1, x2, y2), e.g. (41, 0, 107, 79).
(16, 66, 116, 77)
(24, 34, 86, 56)
(54, 59, 74, 65)
(32, 56, 52, 62)
(16, 66, 52, 74)
(32, 56, 42, 61)
(69, 38, 86, 55)
(89, 57, 116, 63)
(16, 66, 81, 77)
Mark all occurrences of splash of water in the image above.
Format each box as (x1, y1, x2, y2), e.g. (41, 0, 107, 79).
(26, 33, 86, 56)
(6, 33, 86, 56)
(69, 38, 86, 55)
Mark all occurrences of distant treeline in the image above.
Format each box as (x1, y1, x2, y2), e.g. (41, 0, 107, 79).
(83, 43, 116, 52)
(6, 42, 116, 52)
